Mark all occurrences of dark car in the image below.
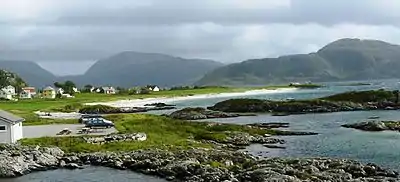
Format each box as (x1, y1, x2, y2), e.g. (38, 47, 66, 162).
(79, 114, 103, 124)
(85, 118, 114, 128)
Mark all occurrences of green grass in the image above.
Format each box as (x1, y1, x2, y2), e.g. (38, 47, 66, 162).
(0, 86, 290, 125)
(20, 114, 274, 153)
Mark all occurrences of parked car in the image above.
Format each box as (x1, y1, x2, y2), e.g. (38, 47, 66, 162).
(79, 114, 103, 124)
(85, 118, 114, 128)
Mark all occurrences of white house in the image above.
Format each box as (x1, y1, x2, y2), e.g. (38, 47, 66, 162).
(20, 90, 32, 99)
(147, 85, 160, 92)
(152, 86, 160, 92)
(42, 86, 56, 99)
(0, 110, 24, 143)
(101, 87, 116, 94)
(72, 87, 80, 93)
(0, 90, 13, 100)
(57, 88, 64, 94)
(3, 85, 16, 96)
(22, 87, 36, 95)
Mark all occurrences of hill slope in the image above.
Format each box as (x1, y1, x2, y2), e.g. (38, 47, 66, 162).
(0, 61, 56, 87)
(67, 51, 223, 87)
(0, 69, 28, 92)
(196, 38, 400, 86)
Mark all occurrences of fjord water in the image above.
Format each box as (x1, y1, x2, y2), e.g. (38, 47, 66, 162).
(9, 79, 400, 181)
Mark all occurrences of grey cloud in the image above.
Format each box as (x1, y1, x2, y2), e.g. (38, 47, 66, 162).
(27, 0, 398, 26)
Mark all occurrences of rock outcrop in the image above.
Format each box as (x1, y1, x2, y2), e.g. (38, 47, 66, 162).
(0, 145, 64, 178)
(342, 121, 400, 131)
(208, 90, 400, 115)
(167, 107, 255, 120)
(1, 145, 399, 181)
(83, 133, 147, 144)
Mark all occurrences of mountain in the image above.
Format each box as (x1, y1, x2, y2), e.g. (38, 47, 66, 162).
(62, 51, 223, 87)
(196, 38, 400, 86)
(0, 61, 56, 87)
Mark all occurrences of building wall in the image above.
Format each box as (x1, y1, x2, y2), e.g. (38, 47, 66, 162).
(0, 120, 11, 143)
(43, 90, 56, 99)
(10, 122, 23, 143)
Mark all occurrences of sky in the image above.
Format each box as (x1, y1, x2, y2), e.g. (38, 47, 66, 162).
(1, 0, 400, 75)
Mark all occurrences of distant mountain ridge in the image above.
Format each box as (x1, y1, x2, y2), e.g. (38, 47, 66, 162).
(0, 61, 56, 87)
(0, 52, 223, 88)
(196, 38, 400, 86)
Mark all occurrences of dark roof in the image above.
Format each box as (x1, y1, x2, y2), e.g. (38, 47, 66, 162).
(0, 110, 25, 124)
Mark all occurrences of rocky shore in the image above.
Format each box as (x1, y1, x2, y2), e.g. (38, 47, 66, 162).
(166, 107, 255, 120)
(207, 90, 400, 115)
(79, 104, 176, 114)
(208, 97, 400, 115)
(342, 121, 400, 131)
(1, 144, 399, 181)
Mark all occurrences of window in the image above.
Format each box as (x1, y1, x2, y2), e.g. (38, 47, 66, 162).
(0, 125, 6, 131)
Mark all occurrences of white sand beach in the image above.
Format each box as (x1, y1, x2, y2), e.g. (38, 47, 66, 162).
(86, 88, 298, 108)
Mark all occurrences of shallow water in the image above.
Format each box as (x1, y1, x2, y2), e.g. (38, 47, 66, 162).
(169, 79, 400, 170)
(2, 166, 166, 182)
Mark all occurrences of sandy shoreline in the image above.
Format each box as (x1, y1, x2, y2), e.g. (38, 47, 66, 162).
(86, 88, 298, 108)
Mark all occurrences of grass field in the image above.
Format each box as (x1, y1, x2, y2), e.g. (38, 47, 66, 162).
(0, 86, 290, 125)
(20, 114, 274, 152)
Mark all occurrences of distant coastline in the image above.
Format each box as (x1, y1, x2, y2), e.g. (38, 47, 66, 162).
(86, 87, 298, 108)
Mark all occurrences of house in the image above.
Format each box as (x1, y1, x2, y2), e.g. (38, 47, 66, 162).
(72, 87, 80, 93)
(57, 88, 64, 94)
(20, 87, 36, 99)
(101, 87, 116, 94)
(90, 87, 96, 93)
(0, 110, 24, 143)
(42, 86, 56, 99)
(20, 90, 32, 99)
(150, 86, 160, 92)
(3, 85, 16, 96)
(22, 87, 36, 95)
(146, 85, 160, 92)
(0, 90, 13, 100)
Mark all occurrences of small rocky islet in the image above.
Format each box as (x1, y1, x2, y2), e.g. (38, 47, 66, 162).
(342, 121, 400, 132)
(1, 144, 399, 182)
(166, 107, 255, 120)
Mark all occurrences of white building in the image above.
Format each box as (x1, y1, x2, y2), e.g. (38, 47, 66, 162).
(57, 88, 64, 94)
(152, 86, 160, 92)
(72, 87, 80, 93)
(101, 87, 116, 94)
(3, 85, 16, 95)
(20, 90, 32, 99)
(0, 90, 13, 100)
(0, 110, 24, 143)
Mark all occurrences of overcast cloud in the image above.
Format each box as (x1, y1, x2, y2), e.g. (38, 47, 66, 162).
(0, 0, 399, 75)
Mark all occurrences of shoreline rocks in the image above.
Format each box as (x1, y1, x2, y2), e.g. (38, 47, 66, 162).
(247, 122, 290, 129)
(207, 90, 400, 115)
(83, 133, 147, 144)
(1, 145, 399, 181)
(79, 104, 176, 114)
(167, 107, 255, 120)
(342, 121, 400, 132)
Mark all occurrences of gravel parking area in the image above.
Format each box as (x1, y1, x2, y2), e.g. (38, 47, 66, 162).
(23, 124, 117, 138)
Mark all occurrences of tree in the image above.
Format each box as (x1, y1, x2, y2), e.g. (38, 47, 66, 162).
(54, 81, 76, 94)
(83, 84, 93, 93)
(54, 82, 64, 88)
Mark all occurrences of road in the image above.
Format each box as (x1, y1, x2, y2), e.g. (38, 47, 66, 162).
(23, 124, 117, 138)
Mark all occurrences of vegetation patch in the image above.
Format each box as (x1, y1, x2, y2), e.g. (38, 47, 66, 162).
(20, 114, 278, 152)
